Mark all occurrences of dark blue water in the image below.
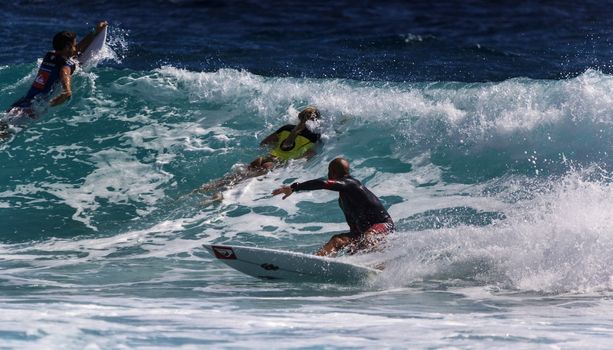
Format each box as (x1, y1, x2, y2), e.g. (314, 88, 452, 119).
(3, 1, 613, 81)
(2, 1, 613, 348)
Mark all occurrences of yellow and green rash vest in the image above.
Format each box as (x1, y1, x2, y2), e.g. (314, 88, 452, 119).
(269, 124, 321, 161)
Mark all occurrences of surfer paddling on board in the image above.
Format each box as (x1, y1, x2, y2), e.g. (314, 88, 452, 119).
(272, 157, 394, 257)
(249, 106, 321, 171)
(193, 106, 322, 195)
(1, 21, 108, 135)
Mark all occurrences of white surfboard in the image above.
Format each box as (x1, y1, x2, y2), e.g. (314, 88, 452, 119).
(204, 244, 379, 283)
(78, 26, 107, 66)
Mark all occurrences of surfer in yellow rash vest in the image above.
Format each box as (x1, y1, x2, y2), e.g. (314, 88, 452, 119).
(193, 106, 322, 195)
(249, 106, 321, 171)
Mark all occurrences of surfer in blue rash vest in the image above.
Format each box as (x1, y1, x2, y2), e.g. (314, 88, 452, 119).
(272, 157, 394, 257)
(1, 21, 108, 134)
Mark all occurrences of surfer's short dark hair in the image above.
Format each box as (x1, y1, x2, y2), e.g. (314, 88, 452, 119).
(53, 31, 77, 51)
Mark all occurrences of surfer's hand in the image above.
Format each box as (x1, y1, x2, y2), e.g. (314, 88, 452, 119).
(272, 186, 293, 199)
(95, 21, 108, 34)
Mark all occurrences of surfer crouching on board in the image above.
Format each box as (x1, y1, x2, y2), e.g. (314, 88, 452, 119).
(272, 157, 394, 257)
(194, 106, 322, 194)
(2, 21, 108, 133)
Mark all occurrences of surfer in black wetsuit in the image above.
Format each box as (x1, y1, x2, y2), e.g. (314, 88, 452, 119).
(272, 157, 394, 256)
(2, 21, 108, 131)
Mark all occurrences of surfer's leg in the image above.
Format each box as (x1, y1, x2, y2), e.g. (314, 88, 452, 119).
(193, 163, 266, 195)
(193, 173, 240, 194)
(355, 222, 394, 253)
(248, 155, 279, 173)
(249, 156, 267, 169)
(191, 155, 281, 197)
(315, 233, 356, 257)
(4, 98, 37, 125)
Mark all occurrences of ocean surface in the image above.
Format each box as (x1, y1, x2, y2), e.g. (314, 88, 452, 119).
(2, 0, 613, 348)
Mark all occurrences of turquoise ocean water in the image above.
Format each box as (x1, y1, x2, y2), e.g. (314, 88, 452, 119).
(2, 1, 613, 348)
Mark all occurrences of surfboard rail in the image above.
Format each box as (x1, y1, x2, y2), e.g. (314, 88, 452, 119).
(78, 26, 108, 66)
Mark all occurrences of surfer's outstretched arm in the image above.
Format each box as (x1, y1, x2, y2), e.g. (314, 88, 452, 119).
(271, 178, 348, 199)
(77, 21, 108, 54)
(291, 178, 348, 192)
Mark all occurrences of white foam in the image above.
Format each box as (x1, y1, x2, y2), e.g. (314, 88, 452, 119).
(371, 167, 613, 293)
(0, 291, 612, 349)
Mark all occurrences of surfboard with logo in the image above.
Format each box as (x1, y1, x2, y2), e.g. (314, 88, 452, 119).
(203, 244, 379, 283)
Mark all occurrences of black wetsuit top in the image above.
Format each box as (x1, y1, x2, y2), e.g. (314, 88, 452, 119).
(291, 175, 393, 235)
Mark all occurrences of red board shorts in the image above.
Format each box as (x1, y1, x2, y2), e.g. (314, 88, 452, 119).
(345, 221, 394, 254)
(366, 222, 395, 235)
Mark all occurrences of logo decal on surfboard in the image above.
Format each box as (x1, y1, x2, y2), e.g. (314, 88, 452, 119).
(260, 263, 279, 271)
(212, 246, 237, 260)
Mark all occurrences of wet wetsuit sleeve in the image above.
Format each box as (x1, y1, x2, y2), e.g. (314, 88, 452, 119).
(291, 179, 348, 192)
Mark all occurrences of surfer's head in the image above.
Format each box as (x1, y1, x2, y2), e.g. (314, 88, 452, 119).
(298, 106, 320, 124)
(328, 157, 350, 180)
(53, 31, 77, 55)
